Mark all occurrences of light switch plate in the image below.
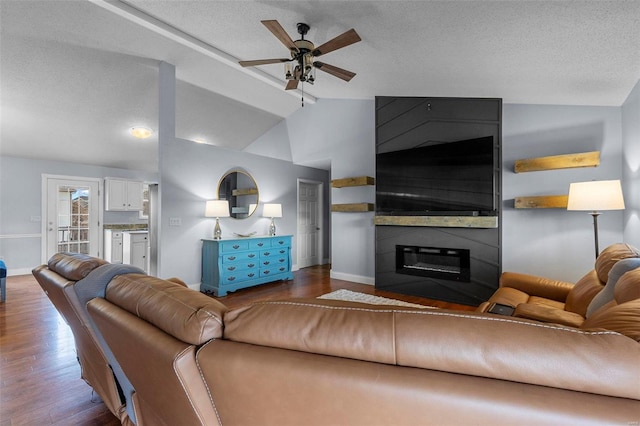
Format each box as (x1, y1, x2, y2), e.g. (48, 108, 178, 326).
(169, 217, 182, 226)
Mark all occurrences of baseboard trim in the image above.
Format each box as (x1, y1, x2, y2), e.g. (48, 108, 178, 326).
(330, 270, 375, 285)
(7, 268, 35, 277)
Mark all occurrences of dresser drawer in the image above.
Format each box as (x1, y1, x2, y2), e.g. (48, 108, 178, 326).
(260, 248, 287, 258)
(221, 269, 259, 284)
(260, 266, 288, 277)
(221, 251, 259, 263)
(221, 261, 259, 273)
(271, 238, 290, 247)
(221, 241, 249, 252)
(249, 239, 271, 250)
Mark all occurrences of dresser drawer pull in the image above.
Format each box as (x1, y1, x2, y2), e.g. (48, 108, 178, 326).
(279, 267, 285, 272)
(248, 254, 256, 258)
(248, 273, 255, 278)
(277, 241, 284, 245)
(227, 266, 236, 271)
(227, 276, 236, 282)
(227, 256, 236, 261)
(278, 258, 285, 263)
(264, 251, 270, 256)
(263, 261, 270, 265)
(263, 270, 270, 275)
(248, 263, 255, 268)
(279, 250, 285, 254)
(233, 245, 240, 249)
(258, 242, 264, 247)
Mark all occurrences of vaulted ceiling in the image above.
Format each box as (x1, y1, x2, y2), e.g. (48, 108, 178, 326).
(2, 0, 639, 172)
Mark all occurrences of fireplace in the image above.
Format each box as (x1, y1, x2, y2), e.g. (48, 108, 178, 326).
(396, 245, 470, 282)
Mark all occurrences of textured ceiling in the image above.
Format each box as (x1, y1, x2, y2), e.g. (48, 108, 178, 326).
(1, 0, 639, 172)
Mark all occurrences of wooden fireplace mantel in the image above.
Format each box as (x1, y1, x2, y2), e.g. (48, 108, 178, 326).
(374, 215, 498, 229)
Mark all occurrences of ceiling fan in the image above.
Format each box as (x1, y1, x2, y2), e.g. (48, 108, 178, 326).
(239, 20, 361, 91)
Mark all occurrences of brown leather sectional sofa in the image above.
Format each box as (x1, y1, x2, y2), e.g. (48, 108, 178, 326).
(33, 247, 640, 425)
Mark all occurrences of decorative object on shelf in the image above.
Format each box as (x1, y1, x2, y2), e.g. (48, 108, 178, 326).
(514, 195, 569, 209)
(233, 232, 257, 238)
(567, 180, 625, 259)
(374, 215, 498, 229)
(514, 151, 600, 173)
(205, 200, 230, 240)
(263, 203, 282, 236)
(217, 169, 259, 219)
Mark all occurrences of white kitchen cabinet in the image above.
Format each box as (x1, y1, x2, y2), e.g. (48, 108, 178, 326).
(105, 178, 144, 211)
(104, 230, 123, 263)
(123, 231, 148, 272)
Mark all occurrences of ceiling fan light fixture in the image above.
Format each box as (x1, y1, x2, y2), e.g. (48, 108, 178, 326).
(130, 126, 153, 139)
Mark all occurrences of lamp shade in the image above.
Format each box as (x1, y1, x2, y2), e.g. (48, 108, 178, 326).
(205, 200, 230, 218)
(567, 180, 625, 211)
(263, 203, 282, 218)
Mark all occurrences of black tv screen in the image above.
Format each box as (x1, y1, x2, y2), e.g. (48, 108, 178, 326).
(376, 136, 495, 216)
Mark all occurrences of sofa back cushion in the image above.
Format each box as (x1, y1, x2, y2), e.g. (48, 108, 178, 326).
(587, 258, 640, 317)
(105, 274, 227, 344)
(47, 252, 108, 281)
(565, 243, 640, 316)
(223, 298, 640, 400)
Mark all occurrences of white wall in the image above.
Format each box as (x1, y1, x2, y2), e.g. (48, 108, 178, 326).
(502, 104, 624, 281)
(249, 99, 376, 284)
(0, 155, 157, 275)
(622, 80, 640, 248)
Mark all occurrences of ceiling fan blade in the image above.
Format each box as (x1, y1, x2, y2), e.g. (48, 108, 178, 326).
(312, 28, 361, 57)
(239, 58, 291, 67)
(313, 62, 356, 82)
(262, 20, 299, 52)
(285, 79, 299, 90)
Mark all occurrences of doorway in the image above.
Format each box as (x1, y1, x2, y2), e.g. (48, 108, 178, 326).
(42, 175, 102, 262)
(297, 179, 324, 269)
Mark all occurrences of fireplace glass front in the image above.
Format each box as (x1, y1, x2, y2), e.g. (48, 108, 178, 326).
(396, 245, 470, 282)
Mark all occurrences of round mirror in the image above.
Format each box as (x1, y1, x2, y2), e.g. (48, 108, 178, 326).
(217, 170, 259, 219)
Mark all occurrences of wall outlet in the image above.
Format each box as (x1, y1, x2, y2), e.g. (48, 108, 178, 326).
(169, 217, 182, 226)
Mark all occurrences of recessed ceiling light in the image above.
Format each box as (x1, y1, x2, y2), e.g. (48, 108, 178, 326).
(130, 127, 153, 139)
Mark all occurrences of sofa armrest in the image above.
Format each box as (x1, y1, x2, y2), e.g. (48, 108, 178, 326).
(513, 303, 584, 328)
(500, 272, 574, 302)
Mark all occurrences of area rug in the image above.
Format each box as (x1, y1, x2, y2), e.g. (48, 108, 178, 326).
(318, 289, 434, 309)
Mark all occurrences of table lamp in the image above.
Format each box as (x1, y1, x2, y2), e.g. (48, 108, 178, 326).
(567, 180, 625, 259)
(205, 200, 230, 239)
(263, 203, 282, 236)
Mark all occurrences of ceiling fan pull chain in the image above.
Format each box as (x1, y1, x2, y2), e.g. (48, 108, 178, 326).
(301, 83, 304, 107)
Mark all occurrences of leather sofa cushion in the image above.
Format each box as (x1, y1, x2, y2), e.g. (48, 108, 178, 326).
(615, 268, 640, 304)
(499, 272, 573, 302)
(594, 243, 640, 283)
(587, 258, 640, 317)
(105, 274, 227, 345)
(48, 252, 108, 281)
(582, 299, 640, 342)
(513, 303, 584, 327)
(564, 270, 605, 316)
(224, 298, 640, 400)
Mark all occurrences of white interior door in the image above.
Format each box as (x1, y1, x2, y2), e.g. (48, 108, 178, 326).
(297, 180, 323, 269)
(43, 176, 102, 262)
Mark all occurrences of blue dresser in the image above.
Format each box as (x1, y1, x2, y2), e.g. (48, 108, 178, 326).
(201, 235, 294, 296)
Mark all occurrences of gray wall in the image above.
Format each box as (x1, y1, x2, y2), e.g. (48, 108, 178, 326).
(156, 138, 329, 285)
(249, 99, 376, 283)
(622, 79, 640, 248)
(502, 104, 625, 282)
(0, 155, 157, 274)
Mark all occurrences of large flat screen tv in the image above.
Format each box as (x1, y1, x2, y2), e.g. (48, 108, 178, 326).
(376, 136, 496, 216)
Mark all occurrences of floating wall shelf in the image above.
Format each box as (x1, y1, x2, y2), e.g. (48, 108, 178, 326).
(331, 176, 375, 188)
(514, 195, 569, 209)
(331, 203, 375, 212)
(514, 151, 600, 173)
(331, 176, 375, 213)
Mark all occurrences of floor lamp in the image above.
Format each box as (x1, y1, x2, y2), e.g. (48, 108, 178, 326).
(567, 180, 625, 259)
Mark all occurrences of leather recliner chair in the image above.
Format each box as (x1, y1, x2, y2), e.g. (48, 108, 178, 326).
(477, 243, 640, 327)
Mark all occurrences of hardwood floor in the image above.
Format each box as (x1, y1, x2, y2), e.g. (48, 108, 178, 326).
(0, 265, 473, 425)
